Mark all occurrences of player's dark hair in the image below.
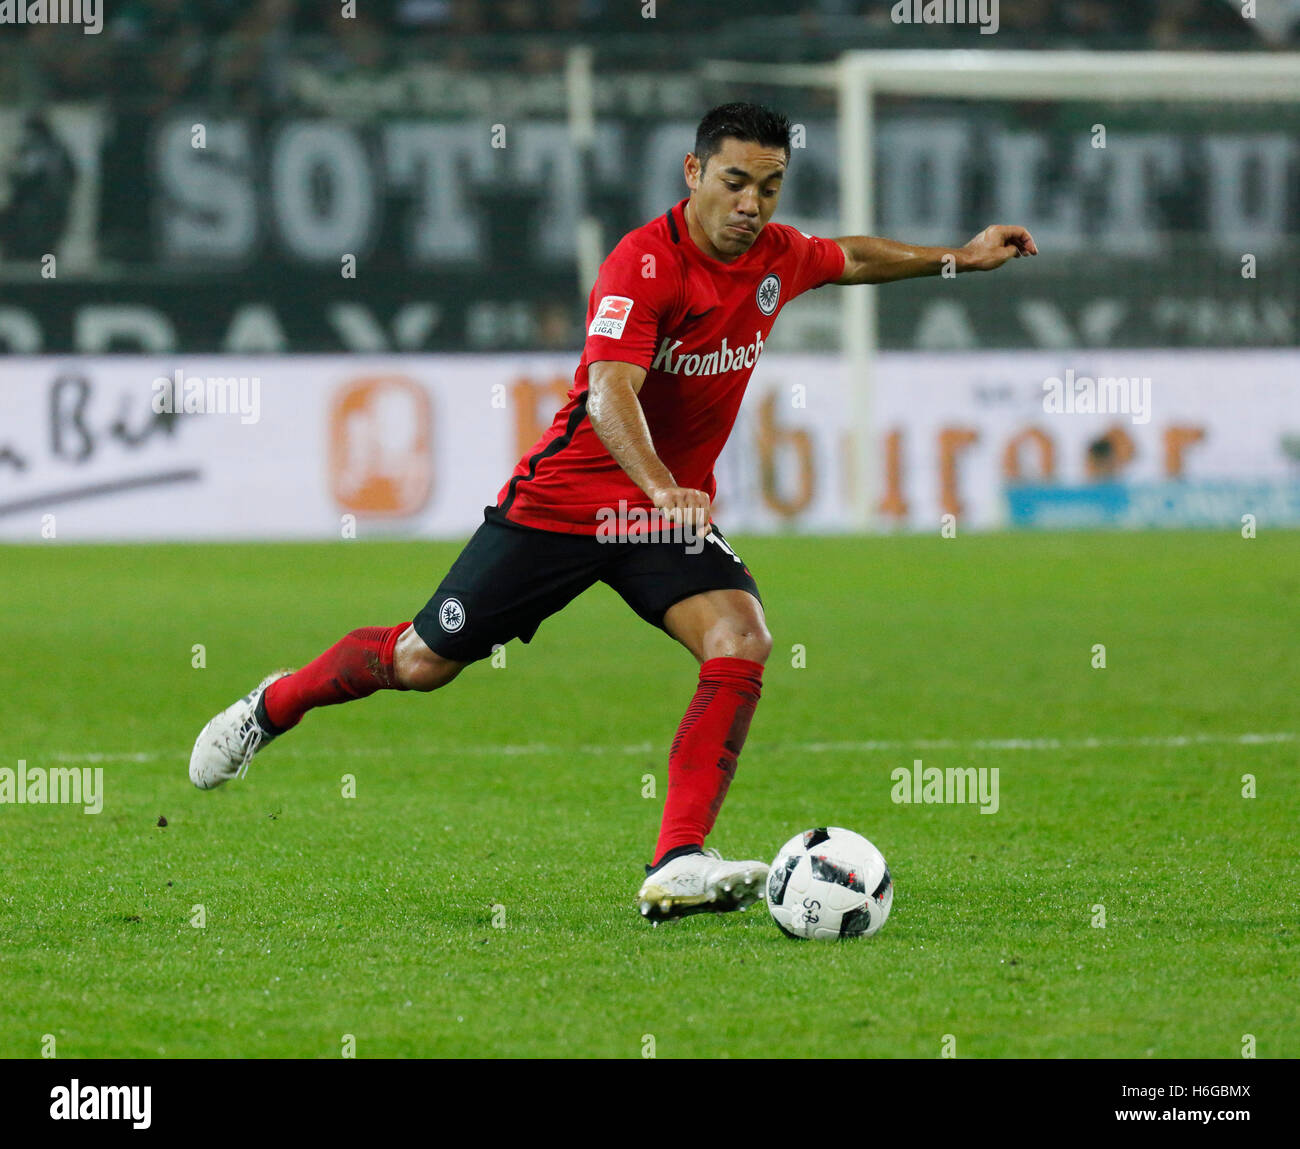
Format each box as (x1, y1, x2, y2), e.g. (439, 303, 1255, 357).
(694, 102, 792, 173)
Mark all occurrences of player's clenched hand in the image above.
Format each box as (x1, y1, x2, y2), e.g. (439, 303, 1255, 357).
(959, 224, 1038, 271)
(651, 485, 713, 535)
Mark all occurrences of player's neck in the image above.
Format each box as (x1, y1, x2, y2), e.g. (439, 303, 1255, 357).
(683, 198, 740, 265)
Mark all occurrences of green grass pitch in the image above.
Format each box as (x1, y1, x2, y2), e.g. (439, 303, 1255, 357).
(1, 530, 1296, 1058)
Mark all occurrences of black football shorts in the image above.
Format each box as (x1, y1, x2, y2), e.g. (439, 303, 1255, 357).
(412, 505, 763, 663)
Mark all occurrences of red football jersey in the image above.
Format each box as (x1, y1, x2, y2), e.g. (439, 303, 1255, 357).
(495, 196, 845, 533)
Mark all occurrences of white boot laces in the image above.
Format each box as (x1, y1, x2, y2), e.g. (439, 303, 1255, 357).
(235, 720, 263, 779)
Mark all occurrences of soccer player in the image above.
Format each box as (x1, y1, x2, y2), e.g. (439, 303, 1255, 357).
(190, 102, 1036, 921)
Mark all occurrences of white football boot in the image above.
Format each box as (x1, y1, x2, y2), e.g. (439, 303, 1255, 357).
(637, 848, 768, 921)
(189, 672, 292, 790)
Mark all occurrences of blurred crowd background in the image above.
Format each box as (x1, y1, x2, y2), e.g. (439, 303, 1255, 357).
(4, 0, 1294, 110)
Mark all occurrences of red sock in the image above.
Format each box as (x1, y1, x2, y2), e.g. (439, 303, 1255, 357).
(654, 656, 764, 865)
(261, 622, 411, 732)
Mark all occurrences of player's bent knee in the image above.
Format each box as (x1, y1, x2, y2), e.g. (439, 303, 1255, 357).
(403, 654, 464, 692)
(394, 627, 465, 691)
(703, 619, 773, 665)
(736, 629, 774, 665)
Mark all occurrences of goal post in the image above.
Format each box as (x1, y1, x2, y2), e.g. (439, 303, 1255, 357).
(702, 49, 1300, 528)
(566, 44, 605, 298)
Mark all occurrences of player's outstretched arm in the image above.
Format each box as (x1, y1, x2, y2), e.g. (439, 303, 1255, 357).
(833, 224, 1037, 285)
(587, 359, 713, 533)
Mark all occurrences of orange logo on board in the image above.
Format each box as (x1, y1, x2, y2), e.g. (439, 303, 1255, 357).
(329, 376, 432, 516)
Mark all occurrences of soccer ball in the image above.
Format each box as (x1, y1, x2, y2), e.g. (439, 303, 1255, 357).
(766, 827, 893, 940)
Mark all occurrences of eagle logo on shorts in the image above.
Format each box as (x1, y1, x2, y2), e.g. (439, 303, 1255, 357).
(756, 273, 780, 316)
(439, 597, 466, 633)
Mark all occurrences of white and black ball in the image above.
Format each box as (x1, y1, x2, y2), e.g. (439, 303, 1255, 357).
(766, 827, 893, 940)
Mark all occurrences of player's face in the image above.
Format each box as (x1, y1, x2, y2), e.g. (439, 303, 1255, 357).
(684, 137, 787, 261)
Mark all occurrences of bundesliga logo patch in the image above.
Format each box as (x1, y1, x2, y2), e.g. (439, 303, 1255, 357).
(589, 295, 634, 339)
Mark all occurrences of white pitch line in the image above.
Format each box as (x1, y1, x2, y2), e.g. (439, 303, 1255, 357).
(37, 731, 1296, 765)
(797, 732, 1297, 752)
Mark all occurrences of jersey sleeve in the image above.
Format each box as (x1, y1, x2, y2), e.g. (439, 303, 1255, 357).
(787, 228, 846, 299)
(581, 239, 679, 371)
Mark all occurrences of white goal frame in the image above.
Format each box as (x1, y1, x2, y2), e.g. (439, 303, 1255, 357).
(703, 50, 1300, 527)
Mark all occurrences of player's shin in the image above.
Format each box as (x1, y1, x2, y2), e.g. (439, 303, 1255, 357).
(259, 622, 412, 733)
(653, 656, 764, 866)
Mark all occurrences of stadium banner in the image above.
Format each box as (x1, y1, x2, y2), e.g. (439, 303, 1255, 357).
(0, 351, 1296, 541)
(3, 105, 1299, 353)
(1006, 479, 1300, 529)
